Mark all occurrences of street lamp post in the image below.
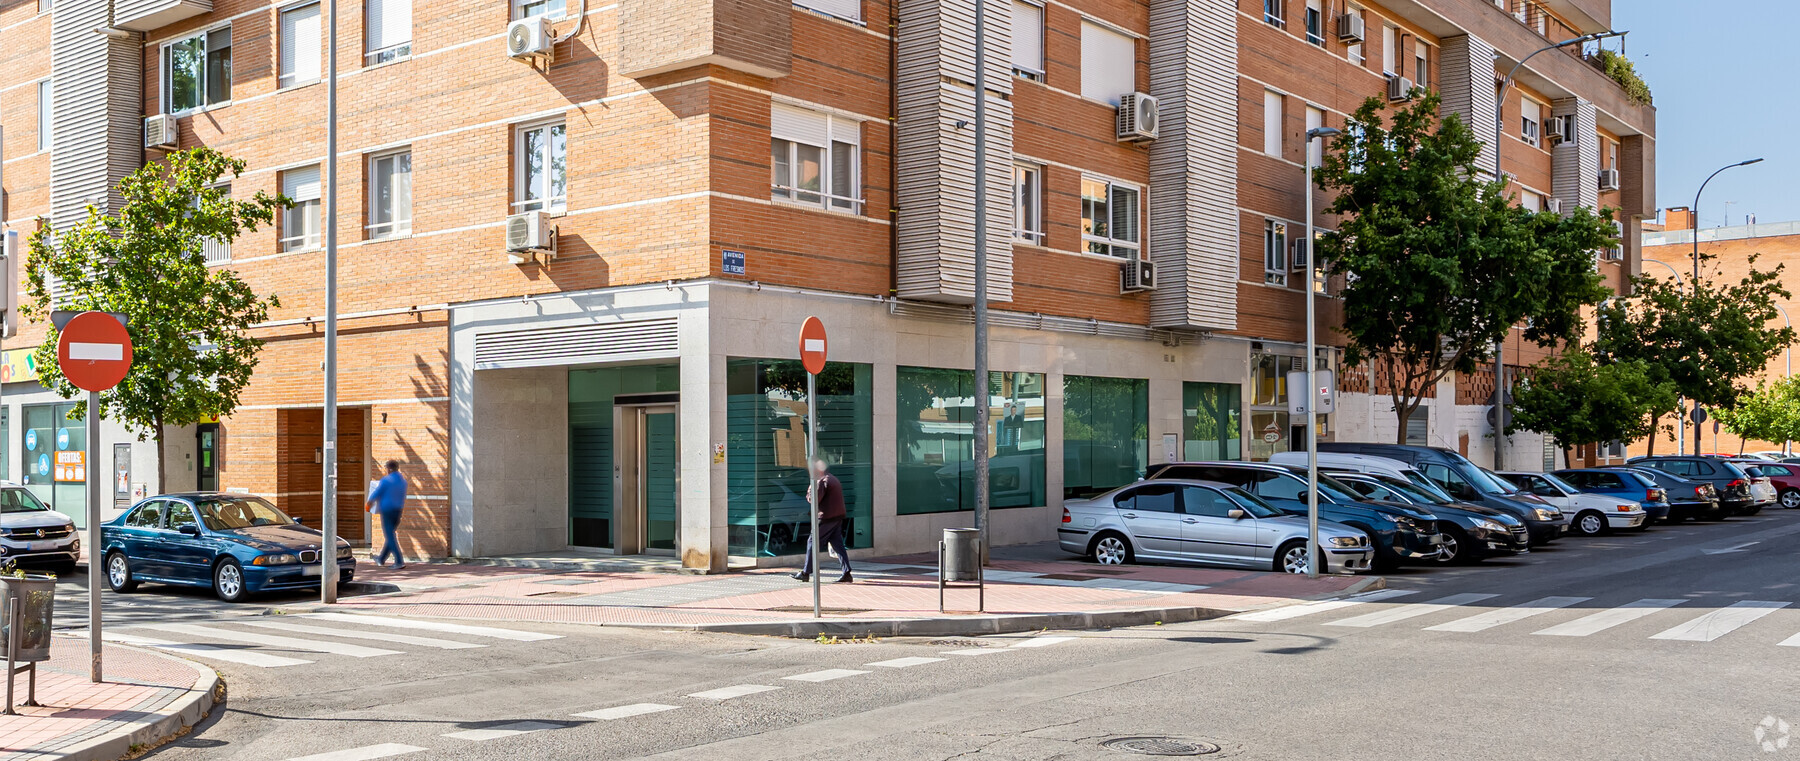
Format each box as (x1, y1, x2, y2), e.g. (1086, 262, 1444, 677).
(1304, 126, 1340, 579)
(971, 0, 990, 564)
(1491, 30, 1620, 470)
(1688, 158, 1764, 454)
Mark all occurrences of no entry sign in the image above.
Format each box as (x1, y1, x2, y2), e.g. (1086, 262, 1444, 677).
(799, 316, 827, 375)
(56, 311, 134, 392)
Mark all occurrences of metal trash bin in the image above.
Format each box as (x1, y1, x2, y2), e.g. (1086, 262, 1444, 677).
(1, 576, 54, 663)
(938, 528, 984, 613)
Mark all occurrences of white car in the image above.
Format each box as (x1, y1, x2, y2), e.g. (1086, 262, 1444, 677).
(1499, 472, 1645, 536)
(0, 486, 79, 573)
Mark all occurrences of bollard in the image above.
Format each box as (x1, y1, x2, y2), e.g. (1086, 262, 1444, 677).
(938, 528, 985, 613)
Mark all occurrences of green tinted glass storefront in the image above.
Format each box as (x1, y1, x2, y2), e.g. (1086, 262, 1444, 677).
(896, 368, 1047, 515)
(726, 358, 873, 557)
(568, 365, 680, 549)
(1063, 375, 1148, 500)
(1183, 382, 1242, 461)
(22, 403, 85, 526)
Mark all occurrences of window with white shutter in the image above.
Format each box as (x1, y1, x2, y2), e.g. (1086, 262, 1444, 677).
(279, 3, 322, 88)
(794, 0, 860, 22)
(1011, 1, 1044, 80)
(367, 150, 412, 239)
(365, 0, 412, 65)
(37, 80, 51, 152)
(281, 166, 322, 252)
(1520, 98, 1541, 147)
(1080, 176, 1141, 259)
(1080, 22, 1134, 105)
(770, 103, 861, 212)
(1305, 106, 1324, 167)
(1264, 90, 1284, 157)
(1381, 25, 1396, 74)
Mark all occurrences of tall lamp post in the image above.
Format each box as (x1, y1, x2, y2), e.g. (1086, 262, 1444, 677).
(1303, 126, 1340, 579)
(1687, 157, 1763, 454)
(971, 0, 990, 563)
(1490, 30, 1621, 470)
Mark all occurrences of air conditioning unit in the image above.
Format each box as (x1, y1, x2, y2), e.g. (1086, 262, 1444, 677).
(1116, 92, 1159, 142)
(144, 114, 178, 150)
(1120, 258, 1157, 293)
(1598, 168, 1622, 192)
(1543, 115, 1566, 143)
(505, 211, 556, 259)
(1546, 197, 1563, 214)
(1386, 75, 1414, 102)
(1289, 237, 1309, 271)
(1336, 13, 1365, 43)
(506, 16, 554, 61)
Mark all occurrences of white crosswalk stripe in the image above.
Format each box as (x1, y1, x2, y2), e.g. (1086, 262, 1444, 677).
(442, 721, 564, 741)
(941, 648, 1010, 656)
(1650, 601, 1791, 642)
(783, 669, 870, 682)
(1231, 589, 1418, 622)
(1778, 633, 1800, 648)
(284, 744, 427, 761)
(1534, 598, 1688, 637)
(1323, 593, 1499, 628)
(1425, 596, 1592, 633)
(131, 623, 403, 658)
(238, 619, 487, 649)
(866, 656, 946, 668)
(1010, 636, 1078, 648)
(688, 684, 781, 700)
(572, 703, 681, 720)
(299, 612, 562, 641)
(69, 630, 314, 668)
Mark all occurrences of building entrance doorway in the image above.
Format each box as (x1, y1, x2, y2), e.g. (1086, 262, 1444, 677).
(612, 400, 679, 555)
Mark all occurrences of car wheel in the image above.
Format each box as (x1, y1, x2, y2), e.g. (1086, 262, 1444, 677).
(1434, 528, 1471, 565)
(768, 524, 793, 554)
(1274, 540, 1316, 574)
(213, 558, 248, 603)
(1782, 490, 1800, 509)
(1089, 532, 1134, 566)
(105, 552, 138, 593)
(1574, 511, 1607, 537)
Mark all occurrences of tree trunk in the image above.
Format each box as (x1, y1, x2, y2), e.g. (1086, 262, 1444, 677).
(154, 414, 167, 495)
(1392, 396, 1411, 445)
(1645, 414, 1659, 457)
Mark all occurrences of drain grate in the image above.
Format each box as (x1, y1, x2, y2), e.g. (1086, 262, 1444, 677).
(1101, 737, 1220, 756)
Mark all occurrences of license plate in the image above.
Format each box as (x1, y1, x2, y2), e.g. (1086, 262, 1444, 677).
(29, 541, 56, 551)
(302, 565, 322, 576)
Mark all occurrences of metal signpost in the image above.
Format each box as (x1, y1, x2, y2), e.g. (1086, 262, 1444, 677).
(799, 316, 828, 619)
(53, 310, 134, 682)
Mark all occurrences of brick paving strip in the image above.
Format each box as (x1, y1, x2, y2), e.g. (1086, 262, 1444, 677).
(0, 636, 221, 761)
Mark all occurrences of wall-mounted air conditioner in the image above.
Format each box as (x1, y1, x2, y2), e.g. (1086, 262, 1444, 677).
(1116, 92, 1159, 142)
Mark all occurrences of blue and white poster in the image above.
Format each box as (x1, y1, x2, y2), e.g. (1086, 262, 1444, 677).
(36, 454, 49, 476)
(56, 428, 69, 450)
(24, 429, 36, 450)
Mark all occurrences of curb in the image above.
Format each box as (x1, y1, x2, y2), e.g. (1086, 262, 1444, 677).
(46, 644, 223, 761)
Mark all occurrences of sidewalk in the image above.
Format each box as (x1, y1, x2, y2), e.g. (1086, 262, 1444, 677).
(0, 636, 221, 761)
(310, 544, 1382, 637)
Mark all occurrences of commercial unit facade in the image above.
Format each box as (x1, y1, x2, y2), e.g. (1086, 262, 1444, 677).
(0, 0, 1653, 568)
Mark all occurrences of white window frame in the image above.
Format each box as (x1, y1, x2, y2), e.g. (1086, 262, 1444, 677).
(1264, 219, 1289, 286)
(512, 0, 565, 20)
(278, 1, 322, 90)
(514, 119, 567, 214)
(1381, 25, 1396, 75)
(1263, 90, 1284, 158)
(366, 149, 413, 240)
(1304, 0, 1323, 45)
(770, 104, 862, 213)
(1607, 139, 1619, 171)
(1305, 106, 1325, 168)
(1520, 97, 1541, 148)
(1264, 0, 1285, 28)
(1520, 190, 1541, 212)
(1346, 6, 1365, 64)
(1013, 162, 1043, 243)
(793, 0, 861, 23)
(37, 80, 51, 152)
(1079, 21, 1135, 106)
(1079, 176, 1142, 260)
(1415, 42, 1429, 88)
(160, 24, 233, 115)
(364, 0, 413, 66)
(200, 183, 233, 265)
(280, 165, 323, 253)
(1010, 0, 1045, 81)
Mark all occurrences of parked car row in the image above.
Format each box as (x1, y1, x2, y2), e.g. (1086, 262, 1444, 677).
(1059, 443, 1773, 576)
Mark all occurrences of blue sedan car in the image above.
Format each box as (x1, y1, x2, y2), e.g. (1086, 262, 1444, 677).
(101, 493, 355, 602)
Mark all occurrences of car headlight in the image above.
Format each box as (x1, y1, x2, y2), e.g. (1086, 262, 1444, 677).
(337, 546, 354, 559)
(1533, 508, 1559, 521)
(254, 553, 299, 566)
(1473, 518, 1506, 532)
(1329, 536, 1362, 548)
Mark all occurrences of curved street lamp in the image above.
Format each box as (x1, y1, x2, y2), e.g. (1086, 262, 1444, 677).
(1691, 158, 1765, 284)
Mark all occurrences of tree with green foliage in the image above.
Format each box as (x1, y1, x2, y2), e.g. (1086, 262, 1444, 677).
(1313, 90, 1620, 443)
(22, 148, 287, 490)
(1591, 258, 1795, 454)
(1508, 352, 1677, 453)
(1711, 376, 1800, 453)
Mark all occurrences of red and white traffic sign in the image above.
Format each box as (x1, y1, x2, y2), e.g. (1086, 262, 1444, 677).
(799, 316, 828, 375)
(56, 311, 134, 392)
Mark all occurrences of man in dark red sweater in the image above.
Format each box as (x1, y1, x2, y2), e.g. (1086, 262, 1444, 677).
(792, 458, 853, 583)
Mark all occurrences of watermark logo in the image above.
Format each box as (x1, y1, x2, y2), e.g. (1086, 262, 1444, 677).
(1757, 716, 1791, 753)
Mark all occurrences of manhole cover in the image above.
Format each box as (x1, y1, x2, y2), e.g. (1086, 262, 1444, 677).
(1101, 737, 1220, 756)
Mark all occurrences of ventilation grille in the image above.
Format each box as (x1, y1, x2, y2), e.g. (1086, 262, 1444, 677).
(473, 318, 679, 369)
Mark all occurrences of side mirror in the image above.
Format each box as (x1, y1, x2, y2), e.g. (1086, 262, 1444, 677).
(294, 517, 305, 524)
(1226, 508, 1246, 520)
(176, 524, 200, 536)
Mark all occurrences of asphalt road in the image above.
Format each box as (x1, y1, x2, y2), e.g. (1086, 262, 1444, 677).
(121, 508, 1800, 761)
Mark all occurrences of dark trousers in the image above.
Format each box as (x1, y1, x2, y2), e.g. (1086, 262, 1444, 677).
(800, 519, 851, 578)
(376, 510, 404, 567)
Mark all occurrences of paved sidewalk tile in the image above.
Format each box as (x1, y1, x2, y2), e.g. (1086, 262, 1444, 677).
(1, 635, 214, 760)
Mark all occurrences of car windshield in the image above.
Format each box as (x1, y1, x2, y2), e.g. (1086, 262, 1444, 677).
(1314, 474, 1370, 503)
(1381, 478, 1453, 505)
(0, 489, 50, 514)
(1539, 473, 1584, 493)
(1474, 466, 1529, 495)
(1221, 487, 1286, 518)
(195, 497, 296, 530)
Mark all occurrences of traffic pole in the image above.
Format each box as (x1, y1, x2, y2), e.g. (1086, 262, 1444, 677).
(808, 370, 820, 619)
(86, 390, 101, 681)
(321, 0, 341, 604)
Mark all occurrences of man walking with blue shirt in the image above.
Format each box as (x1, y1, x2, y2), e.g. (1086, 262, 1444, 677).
(366, 460, 409, 570)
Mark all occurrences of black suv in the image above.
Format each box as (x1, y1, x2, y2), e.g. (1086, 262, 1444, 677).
(1328, 471, 1531, 564)
(1145, 462, 1445, 570)
(1317, 442, 1568, 544)
(1624, 456, 1756, 515)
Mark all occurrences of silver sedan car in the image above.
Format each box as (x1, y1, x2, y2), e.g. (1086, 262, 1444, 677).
(1058, 478, 1375, 574)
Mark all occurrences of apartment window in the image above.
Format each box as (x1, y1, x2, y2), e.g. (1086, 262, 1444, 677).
(1345, 123, 1366, 173)
(278, 3, 321, 89)
(1607, 140, 1619, 171)
(770, 103, 861, 212)
(1011, 1, 1044, 80)
(515, 120, 567, 213)
(1520, 190, 1541, 212)
(36, 80, 51, 152)
(794, 0, 860, 22)
(1304, 0, 1323, 45)
(1381, 25, 1396, 74)
(1305, 106, 1325, 168)
(280, 166, 322, 252)
(365, 0, 412, 65)
(1264, 219, 1288, 285)
(1264, 0, 1285, 28)
(367, 150, 412, 239)
(162, 26, 232, 113)
(1080, 177, 1141, 259)
(1263, 90, 1284, 158)
(197, 184, 233, 264)
(1013, 163, 1042, 243)
(1346, 6, 1364, 64)
(38, 0, 50, 11)
(513, 0, 564, 18)
(1080, 21, 1134, 105)
(1415, 43, 1429, 87)
(1520, 98, 1541, 147)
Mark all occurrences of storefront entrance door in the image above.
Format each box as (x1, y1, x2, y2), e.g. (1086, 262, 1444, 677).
(611, 401, 679, 555)
(641, 408, 678, 552)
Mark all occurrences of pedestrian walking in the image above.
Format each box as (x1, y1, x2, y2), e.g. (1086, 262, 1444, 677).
(792, 457, 853, 583)
(366, 460, 409, 570)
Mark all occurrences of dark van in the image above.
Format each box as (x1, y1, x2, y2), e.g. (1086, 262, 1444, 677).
(1316, 443, 1568, 544)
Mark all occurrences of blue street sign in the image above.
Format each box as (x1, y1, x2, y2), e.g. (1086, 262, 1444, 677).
(24, 429, 36, 450)
(36, 454, 49, 476)
(722, 249, 746, 275)
(56, 428, 69, 450)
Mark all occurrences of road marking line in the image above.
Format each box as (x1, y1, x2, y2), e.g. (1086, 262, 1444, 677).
(1778, 633, 1800, 648)
(71, 630, 314, 668)
(1322, 593, 1499, 628)
(284, 744, 428, 761)
(940, 648, 1010, 656)
(239, 619, 488, 649)
(866, 657, 946, 668)
(688, 684, 781, 700)
(132, 623, 402, 658)
(1010, 636, 1078, 648)
(300, 612, 562, 641)
(1533, 599, 1687, 637)
(1231, 589, 1418, 622)
(1424, 596, 1592, 633)
(1650, 601, 1791, 642)
(573, 703, 681, 720)
(783, 669, 871, 682)
(442, 721, 565, 741)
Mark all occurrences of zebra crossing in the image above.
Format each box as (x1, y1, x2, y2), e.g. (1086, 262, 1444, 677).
(1228, 589, 1800, 647)
(78, 612, 564, 668)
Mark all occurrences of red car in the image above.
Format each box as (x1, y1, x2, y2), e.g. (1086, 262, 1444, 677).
(1744, 462, 1800, 509)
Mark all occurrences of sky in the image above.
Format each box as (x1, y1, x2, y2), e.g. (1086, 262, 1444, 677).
(1613, 1, 1800, 227)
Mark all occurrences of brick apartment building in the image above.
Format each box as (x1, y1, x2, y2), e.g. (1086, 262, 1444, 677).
(0, 0, 1654, 569)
